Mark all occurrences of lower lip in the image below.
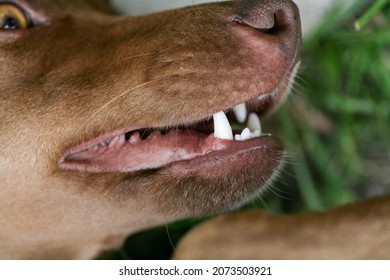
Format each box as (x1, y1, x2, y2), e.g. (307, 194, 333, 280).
(171, 135, 283, 175)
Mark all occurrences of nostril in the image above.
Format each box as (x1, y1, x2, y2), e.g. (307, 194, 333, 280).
(231, 0, 302, 61)
(232, 4, 275, 32)
(232, 0, 298, 33)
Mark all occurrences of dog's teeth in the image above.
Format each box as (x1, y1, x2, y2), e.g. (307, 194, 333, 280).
(241, 128, 252, 141)
(129, 132, 141, 144)
(233, 103, 247, 123)
(247, 113, 262, 133)
(252, 130, 261, 137)
(109, 135, 124, 146)
(234, 128, 251, 141)
(213, 111, 233, 140)
(235, 128, 262, 142)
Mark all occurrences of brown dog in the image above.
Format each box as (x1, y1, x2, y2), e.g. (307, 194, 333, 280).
(0, 0, 301, 259)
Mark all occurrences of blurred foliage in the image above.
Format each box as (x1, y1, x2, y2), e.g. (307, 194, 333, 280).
(106, 0, 390, 260)
(270, 0, 390, 212)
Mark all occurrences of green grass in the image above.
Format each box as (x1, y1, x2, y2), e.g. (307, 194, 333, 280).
(108, 0, 390, 260)
(277, 0, 390, 211)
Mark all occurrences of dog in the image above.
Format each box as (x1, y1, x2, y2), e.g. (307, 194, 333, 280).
(0, 0, 301, 259)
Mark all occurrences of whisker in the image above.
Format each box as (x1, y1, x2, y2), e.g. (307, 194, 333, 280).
(118, 247, 132, 260)
(165, 224, 176, 254)
(122, 52, 161, 61)
(78, 78, 166, 131)
(255, 193, 271, 212)
(268, 185, 292, 200)
(121, 46, 176, 61)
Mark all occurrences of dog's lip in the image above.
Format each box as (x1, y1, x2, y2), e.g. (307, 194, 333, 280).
(58, 93, 281, 173)
(59, 127, 282, 173)
(173, 135, 283, 173)
(59, 62, 299, 173)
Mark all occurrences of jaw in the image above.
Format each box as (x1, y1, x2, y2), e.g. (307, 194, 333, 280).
(57, 63, 299, 217)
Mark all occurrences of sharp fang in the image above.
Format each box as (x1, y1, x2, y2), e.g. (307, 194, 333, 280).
(247, 113, 262, 133)
(213, 111, 233, 140)
(233, 103, 247, 123)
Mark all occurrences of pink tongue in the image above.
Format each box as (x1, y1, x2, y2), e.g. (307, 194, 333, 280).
(61, 130, 230, 172)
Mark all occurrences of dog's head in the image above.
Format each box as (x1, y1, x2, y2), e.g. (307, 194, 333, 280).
(0, 0, 301, 259)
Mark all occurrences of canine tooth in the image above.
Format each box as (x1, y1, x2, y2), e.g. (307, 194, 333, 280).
(213, 111, 233, 140)
(247, 113, 262, 133)
(233, 103, 247, 123)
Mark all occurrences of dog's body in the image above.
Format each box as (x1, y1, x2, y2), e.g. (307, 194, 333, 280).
(0, 0, 388, 260)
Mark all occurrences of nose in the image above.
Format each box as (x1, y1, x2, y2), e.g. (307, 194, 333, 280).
(232, 0, 302, 63)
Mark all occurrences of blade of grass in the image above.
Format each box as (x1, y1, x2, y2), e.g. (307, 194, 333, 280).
(354, 0, 389, 31)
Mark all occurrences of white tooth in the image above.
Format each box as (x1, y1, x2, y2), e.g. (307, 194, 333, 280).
(240, 128, 252, 141)
(213, 111, 233, 140)
(235, 128, 262, 142)
(247, 113, 262, 133)
(233, 103, 247, 123)
(129, 132, 141, 144)
(253, 130, 261, 137)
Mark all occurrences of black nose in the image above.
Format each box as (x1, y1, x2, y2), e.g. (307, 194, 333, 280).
(232, 0, 302, 60)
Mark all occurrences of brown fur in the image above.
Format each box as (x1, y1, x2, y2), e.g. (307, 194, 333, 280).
(0, 0, 302, 259)
(174, 196, 390, 259)
(11, 0, 389, 261)
(2, 0, 389, 261)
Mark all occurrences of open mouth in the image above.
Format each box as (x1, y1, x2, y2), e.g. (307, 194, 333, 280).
(59, 65, 298, 173)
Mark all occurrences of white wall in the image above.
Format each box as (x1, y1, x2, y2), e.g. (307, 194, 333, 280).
(110, 0, 353, 36)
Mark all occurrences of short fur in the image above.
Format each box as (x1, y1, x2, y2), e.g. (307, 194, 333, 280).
(5, 0, 387, 261)
(0, 0, 301, 259)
